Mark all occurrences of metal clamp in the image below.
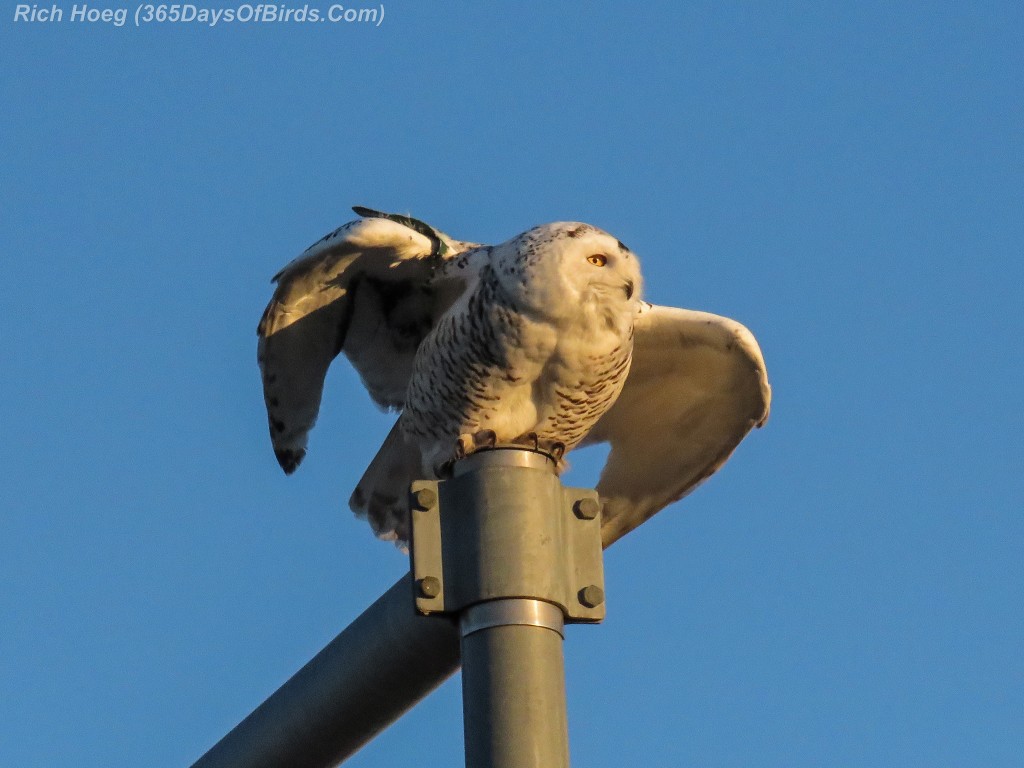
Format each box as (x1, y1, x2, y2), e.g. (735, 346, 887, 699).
(409, 448, 606, 623)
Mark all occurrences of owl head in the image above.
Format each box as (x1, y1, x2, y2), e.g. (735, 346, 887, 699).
(493, 222, 643, 321)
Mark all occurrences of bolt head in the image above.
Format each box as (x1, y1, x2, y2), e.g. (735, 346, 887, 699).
(578, 584, 605, 608)
(418, 576, 441, 598)
(412, 487, 437, 510)
(574, 497, 601, 520)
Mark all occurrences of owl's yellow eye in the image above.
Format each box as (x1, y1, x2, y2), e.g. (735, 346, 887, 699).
(587, 254, 608, 267)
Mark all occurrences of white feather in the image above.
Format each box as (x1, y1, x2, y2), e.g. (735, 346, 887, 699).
(258, 210, 770, 545)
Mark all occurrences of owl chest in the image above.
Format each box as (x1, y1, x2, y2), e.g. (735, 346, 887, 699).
(405, 302, 544, 410)
(407, 293, 630, 442)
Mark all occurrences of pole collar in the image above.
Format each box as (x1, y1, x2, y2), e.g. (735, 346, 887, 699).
(460, 599, 565, 639)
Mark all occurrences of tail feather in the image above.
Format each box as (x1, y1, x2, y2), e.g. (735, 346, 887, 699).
(349, 417, 424, 544)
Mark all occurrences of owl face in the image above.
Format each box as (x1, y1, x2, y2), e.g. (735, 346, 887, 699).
(494, 222, 643, 319)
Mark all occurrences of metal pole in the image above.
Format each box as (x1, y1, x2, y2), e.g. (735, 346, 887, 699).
(190, 448, 604, 768)
(189, 573, 460, 768)
(460, 600, 569, 768)
(410, 449, 606, 768)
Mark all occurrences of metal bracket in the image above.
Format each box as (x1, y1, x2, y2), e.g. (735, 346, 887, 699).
(409, 450, 605, 623)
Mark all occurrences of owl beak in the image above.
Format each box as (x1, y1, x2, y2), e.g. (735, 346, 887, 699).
(623, 280, 635, 300)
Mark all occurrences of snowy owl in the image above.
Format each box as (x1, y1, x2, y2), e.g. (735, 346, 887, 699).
(258, 207, 770, 546)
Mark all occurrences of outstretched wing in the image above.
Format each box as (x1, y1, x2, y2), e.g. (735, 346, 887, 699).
(257, 208, 478, 474)
(581, 303, 771, 547)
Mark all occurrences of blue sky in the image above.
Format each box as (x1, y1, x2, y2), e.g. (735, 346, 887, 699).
(2, 2, 1021, 766)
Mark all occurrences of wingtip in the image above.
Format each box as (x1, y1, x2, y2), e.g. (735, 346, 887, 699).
(275, 447, 306, 475)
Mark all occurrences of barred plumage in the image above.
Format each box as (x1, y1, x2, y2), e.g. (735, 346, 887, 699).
(258, 207, 770, 546)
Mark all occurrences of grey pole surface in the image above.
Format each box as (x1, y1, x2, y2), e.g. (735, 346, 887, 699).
(460, 600, 570, 768)
(410, 449, 605, 768)
(189, 573, 460, 768)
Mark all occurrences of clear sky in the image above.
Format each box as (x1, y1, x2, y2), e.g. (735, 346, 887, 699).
(1, 2, 1021, 766)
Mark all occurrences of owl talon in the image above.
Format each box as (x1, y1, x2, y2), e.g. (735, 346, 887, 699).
(454, 434, 473, 459)
(473, 429, 497, 449)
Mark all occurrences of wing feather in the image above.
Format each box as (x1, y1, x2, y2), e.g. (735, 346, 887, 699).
(581, 303, 771, 547)
(258, 211, 770, 550)
(257, 213, 475, 474)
